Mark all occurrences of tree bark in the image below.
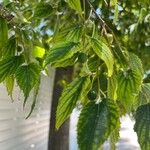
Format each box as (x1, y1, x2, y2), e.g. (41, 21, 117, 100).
(48, 67, 73, 150)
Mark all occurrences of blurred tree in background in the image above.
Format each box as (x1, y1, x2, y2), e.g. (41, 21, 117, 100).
(0, 0, 150, 150)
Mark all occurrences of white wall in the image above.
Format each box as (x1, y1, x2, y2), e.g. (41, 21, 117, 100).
(0, 69, 55, 150)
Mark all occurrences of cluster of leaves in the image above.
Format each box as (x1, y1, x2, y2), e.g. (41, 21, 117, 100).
(0, 0, 150, 149)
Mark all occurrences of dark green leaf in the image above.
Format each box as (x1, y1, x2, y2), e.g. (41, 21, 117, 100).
(87, 55, 101, 73)
(45, 42, 80, 66)
(52, 52, 78, 68)
(26, 78, 40, 119)
(0, 17, 8, 50)
(2, 36, 16, 58)
(56, 76, 91, 129)
(134, 104, 150, 150)
(34, 2, 53, 18)
(0, 55, 24, 82)
(77, 99, 120, 150)
(16, 63, 40, 107)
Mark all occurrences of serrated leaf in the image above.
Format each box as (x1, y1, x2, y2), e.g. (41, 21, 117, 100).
(5, 75, 15, 100)
(53, 25, 83, 45)
(134, 83, 150, 109)
(0, 55, 24, 83)
(117, 53, 143, 111)
(45, 42, 80, 66)
(0, 17, 8, 50)
(77, 99, 120, 150)
(2, 36, 16, 58)
(34, 2, 53, 18)
(91, 38, 114, 76)
(16, 63, 40, 107)
(56, 76, 91, 129)
(52, 52, 78, 68)
(66, 0, 82, 14)
(110, 125, 120, 150)
(134, 104, 150, 150)
(26, 78, 40, 119)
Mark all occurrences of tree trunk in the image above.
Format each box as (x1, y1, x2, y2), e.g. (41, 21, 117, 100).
(48, 67, 73, 150)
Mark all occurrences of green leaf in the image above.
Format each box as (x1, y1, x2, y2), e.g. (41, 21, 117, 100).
(117, 53, 143, 110)
(66, 25, 83, 43)
(16, 63, 40, 107)
(66, 0, 82, 14)
(77, 99, 120, 150)
(110, 125, 120, 150)
(134, 83, 150, 109)
(134, 104, 150, 150)
(108, 75, 118, 101)
(52, 52, 78, 68)
(26, 78, 40, 119)
(56, 76, 91, 129)
(91, 38, 114, 77)
(5, 75, 15, 100)
(87, 55, 101, 73)
(0, 17, 8, 50)
(21, 29, 33, 62)
(53, 25, 83, 44)
(45, 42, 80, 66)
(33, 46, 45, 58)
(0, 55, 24, 83)
(34, 2, 53, 18)
(2, 36, 16, 58)
(111, 0, 118, 23)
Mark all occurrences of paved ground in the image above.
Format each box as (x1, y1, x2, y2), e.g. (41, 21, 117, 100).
(70, 109, 140, 150)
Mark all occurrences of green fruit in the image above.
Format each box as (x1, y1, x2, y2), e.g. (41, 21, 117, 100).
(87, 90, 97, 101)
(78, 53, 87, 63)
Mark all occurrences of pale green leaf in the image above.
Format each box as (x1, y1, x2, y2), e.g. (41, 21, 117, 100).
(5, 75, 15, 100)
(16, 63, 40, 107)
(77, 99, 120, 150)
(56, 76, 91, 129)
(33, 46, 45, 58)
(66, 0, 82, 14)
(91, 38, 114, 77)
(0, 55, 24, 83)
(111, 0, 118, 23)
(134, 104, 150, 150)
(108, 75, 118, 101)
(45, 42, 80, 66)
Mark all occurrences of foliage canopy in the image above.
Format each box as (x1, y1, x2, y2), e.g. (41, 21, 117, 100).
(0, 0, 150, 149)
